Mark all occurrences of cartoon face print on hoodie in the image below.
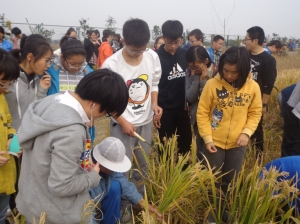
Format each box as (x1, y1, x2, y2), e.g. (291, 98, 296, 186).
(127, 74, 150, 110)
(211, 107, 223, 130)
(216, 86, 229, 108)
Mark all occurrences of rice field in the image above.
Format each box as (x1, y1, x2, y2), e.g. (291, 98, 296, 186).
(92, 52, 300, 224)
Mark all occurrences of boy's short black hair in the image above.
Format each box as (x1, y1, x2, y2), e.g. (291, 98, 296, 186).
(213, 35, 224, 43)
(123, 18, 150, 47)
(11, 27, 22, 36)
(0, 49, 20, 81)
(75, 69, 129, 117)
(247, 26, 265, 46)
(188, 29, 203, 42)
(218, 46, 251, 89)
(162, 20, 183, 41)
(267, 40, 282, 49)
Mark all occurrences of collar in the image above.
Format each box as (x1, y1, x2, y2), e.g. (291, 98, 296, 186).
(57, 90, 90, 124)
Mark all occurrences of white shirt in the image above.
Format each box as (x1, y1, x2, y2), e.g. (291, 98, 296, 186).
(56, 91, 90, 124)
(102, 49, 162, 126)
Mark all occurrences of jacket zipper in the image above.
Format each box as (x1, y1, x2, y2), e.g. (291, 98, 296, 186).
(224, 82, 236, 148)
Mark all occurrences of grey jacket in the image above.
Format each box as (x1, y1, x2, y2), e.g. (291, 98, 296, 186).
(185, 72, 207, 125)
(288, 79, 300, 119)
(5, 71, 48, 130)
(16, 95, 101, 224)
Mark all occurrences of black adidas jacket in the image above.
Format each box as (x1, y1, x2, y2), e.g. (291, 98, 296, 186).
(156, 45, 188, 110)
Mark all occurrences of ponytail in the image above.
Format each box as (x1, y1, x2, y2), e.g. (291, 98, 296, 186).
(10, 34, 52, 63)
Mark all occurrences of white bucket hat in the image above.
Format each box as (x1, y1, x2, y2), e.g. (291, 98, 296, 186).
(92, 137, 131, 173)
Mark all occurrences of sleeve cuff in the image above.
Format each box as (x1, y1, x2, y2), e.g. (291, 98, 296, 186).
(203, 135, 213, 144)
(242, 128, 253, 137)
(152, 86, 158, 92)
(132, 193, 143, 206)
(39, 86, 48, 93)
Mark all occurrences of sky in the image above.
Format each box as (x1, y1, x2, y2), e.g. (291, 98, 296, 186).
(2, 0, 300, 40)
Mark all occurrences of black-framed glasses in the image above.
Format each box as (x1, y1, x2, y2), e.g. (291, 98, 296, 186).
(165, 39, 181, 46)
(0, 80, 17, 89)
(106, 113, 112, 118)
(244, 38, 252, 42)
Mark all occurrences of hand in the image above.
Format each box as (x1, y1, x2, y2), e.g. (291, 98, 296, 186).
(200, 65, 208, 81)
(262, 106, 267, 114)
(17, 148, 23, 158)
(40, 73, 51, 90)
(147, 204, 163, 221)
(205, 142, 217, 153)
(236, 133, 249, 147)
(120, 119, 136, 137)
(0, 151, 10, 167)
(6, 138, 12, 150)
(152, 104, 163, 128)
(153, 115, 161, 129)
(92, 162, 100, 173)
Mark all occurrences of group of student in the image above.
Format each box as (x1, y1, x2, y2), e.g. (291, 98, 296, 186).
(0, 16, 299, 224)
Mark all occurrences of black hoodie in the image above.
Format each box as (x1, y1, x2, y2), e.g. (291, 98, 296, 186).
(156, 44, 188, 110)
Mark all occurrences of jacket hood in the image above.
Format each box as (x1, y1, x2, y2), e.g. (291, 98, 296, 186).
(18, 94, 86, 151)
(214, 72, 253, 88)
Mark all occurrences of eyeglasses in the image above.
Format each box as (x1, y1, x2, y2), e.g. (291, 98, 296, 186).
(125, 46, 149, 56)
(215, 42, 224, 46)
(65, 59, 87, 69)
(106, 113, 112, 117)
(165, 39, 181, 46)
(43, 58, 52, 65)
(189, 39, 199, 44)
(244, 38, 252, 42)
(0, 80, 17, 89)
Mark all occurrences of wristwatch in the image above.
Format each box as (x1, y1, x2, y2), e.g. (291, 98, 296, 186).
(263, 103, 268, 112)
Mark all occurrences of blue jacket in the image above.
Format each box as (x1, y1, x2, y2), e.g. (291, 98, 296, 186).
(89, 172, 142, 205)
(207, 47, 216, 62)
(46, 61, 95, 140)
(264, 156, 300, 211)
(183, 42, 190, 50)
(263, 47, 271, 54)
(0, 39, 13, 51)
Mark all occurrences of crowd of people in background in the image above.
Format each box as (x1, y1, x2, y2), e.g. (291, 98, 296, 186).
(0, 17, 300, 224)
